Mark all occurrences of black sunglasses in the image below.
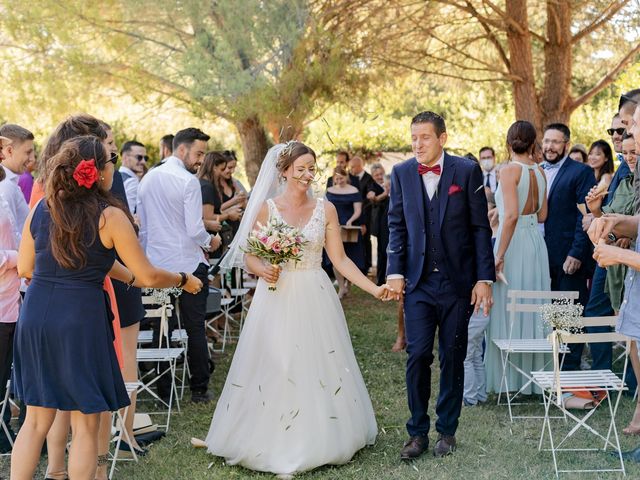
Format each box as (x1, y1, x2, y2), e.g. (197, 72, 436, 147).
(133, 154, 149, 162)
(607, 127, 626, 136)
(108, 152, 119, 165)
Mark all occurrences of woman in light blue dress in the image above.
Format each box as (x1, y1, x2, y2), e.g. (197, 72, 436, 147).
(485, 121, 551, 394)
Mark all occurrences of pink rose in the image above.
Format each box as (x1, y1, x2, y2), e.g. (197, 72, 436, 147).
(291, 247, 300, 255)
(272, 242, 282, 253)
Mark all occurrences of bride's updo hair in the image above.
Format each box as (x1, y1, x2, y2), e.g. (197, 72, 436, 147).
(276, 141, 317, 174)
(506, 120, 537, 154)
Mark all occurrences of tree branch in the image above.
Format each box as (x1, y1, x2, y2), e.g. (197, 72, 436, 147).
(571, 0, 630, 44)
(570, 42, 640, 110)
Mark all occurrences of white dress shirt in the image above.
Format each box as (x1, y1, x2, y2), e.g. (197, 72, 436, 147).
(137, 156, 211, 273)
(483, 170, 497, 193)
(422, 152, 444, 199)
(542, 157, 567, 196)
(119, 166, 140, 213)
(0, 165, 29, 243)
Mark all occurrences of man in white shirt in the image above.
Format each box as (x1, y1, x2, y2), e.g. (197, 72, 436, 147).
(119, 140, 148, 212)
(138, 127, 221, 403)
(478, 146, 497, 193)
(0, 124, 35, 241)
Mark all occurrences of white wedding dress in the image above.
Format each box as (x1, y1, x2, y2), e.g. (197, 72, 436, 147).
(205, 198, 377, 476)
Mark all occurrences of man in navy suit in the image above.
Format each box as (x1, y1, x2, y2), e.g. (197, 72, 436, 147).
(541, 123, 596, 370)
(387, 111, 495, 460)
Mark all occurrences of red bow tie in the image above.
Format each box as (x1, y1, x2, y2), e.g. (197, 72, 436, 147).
(418, 163, 441, 176)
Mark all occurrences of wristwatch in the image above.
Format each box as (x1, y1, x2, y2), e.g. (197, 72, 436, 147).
(607, 232, 617, 243)
(478, 280, 494, 286)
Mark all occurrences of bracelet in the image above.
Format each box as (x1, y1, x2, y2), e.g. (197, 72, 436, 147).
(126, 272, 136, 290)
(177, 272, 188, 288)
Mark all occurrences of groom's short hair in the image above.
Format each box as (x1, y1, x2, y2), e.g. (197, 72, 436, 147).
(544, 123, 571, 141)
(411, 111, 446, 136)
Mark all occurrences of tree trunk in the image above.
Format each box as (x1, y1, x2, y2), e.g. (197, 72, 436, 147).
(236, 116, 270, 186)
(540, 0, 573, 128)
(506, 0, 541, 131)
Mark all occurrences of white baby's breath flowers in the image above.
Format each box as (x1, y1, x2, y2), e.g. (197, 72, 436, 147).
(143, 287, 182, 305)
(540, 297, 584, 334)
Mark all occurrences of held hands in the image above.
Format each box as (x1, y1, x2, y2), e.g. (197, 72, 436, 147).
(616, 237, 631, 249)
(183, 274, 203, 295)
(261, 263, 281, 284)
(495, 256, 504, 276)
(386, 278, 405, 302)
(366, 191, 376, 201)
(374, 284, 396, 301)
(471, 282, 493, 316)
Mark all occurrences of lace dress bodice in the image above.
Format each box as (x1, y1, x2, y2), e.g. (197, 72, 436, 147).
(267, 198, 325, 271)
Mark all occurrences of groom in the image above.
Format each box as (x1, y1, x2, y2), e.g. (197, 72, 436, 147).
(387, 111, 495, 459)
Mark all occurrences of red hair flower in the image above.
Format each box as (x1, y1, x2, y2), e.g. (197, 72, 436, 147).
(73, 159, 99, 189)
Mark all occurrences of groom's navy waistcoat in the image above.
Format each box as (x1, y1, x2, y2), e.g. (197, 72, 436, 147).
(423, 186, 446, 278)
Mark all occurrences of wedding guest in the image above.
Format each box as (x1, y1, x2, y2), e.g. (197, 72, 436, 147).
(587, 135, 637, 311)
(588, 139, 614, 187)
(325, 166, 365, 298)
(569, 144, 588, 163)
(484, 121, 550, 395)
(0, 135, 20, 454)
(197, 152, 242, 256)
(17, 153, 36, 203)
(350, 155, 376, 274)
(10, 135, 202, 480)
(542, 123, 596, 373)
(160, 134, 174, 161)
(219, 151, 247, 236)
(608, 114, 632, 196)
(579, 112, 637, 375)
(119, 140, 148, 212)
(137, 127, 222, 403)
(101, 123, 148, 465)
(0, 124, 34, 240)
(479, 146, 498, 193)
(326, 151, 358, 188)
(28, 114, 125, 480)
(367, 164, 389, 285)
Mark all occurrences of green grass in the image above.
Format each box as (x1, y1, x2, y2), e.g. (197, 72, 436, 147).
(3, 288, 640, 479)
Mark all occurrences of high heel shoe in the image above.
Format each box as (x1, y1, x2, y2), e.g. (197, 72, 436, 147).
(118, 440, 148, 457)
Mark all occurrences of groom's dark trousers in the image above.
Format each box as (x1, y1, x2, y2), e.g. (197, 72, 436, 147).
(404, 270, 471, 437)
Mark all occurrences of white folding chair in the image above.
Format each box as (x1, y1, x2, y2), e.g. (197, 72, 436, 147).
(0, 379, 13, 456)
(533, 316, 629, 476)
(136, 297, 184, 431)
(493, 290, 579, 422)
(109, 381, 142, 479)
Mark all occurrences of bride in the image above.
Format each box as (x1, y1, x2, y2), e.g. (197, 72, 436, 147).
(205, 142, 392, 477)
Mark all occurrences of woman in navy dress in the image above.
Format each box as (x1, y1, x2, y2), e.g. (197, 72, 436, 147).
(11, 136, 202, 480)
(325, 166, 365, 298)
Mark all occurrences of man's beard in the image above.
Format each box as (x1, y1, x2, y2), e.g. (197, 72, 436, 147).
(543, 146, 567, 164)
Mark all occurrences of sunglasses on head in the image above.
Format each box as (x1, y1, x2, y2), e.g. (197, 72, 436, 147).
(607, 128, 626, 136)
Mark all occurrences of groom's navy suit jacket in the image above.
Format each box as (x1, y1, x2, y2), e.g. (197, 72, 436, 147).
(387, 153, 495, 296)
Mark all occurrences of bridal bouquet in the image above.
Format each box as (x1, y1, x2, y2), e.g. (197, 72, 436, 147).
(243, 218, 308, 290)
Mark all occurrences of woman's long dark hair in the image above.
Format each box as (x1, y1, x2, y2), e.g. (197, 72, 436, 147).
(198, 151, 228, 204)
(588, 140, 614, 181)
(45, 136, 132, 270)
(39, 114, 107, 183)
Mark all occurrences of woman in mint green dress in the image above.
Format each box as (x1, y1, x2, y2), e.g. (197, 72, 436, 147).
(485, 121, 551, 394)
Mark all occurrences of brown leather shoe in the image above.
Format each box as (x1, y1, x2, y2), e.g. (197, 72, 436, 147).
(400, 435, 429, 460)
(433, 434, 456, 457)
